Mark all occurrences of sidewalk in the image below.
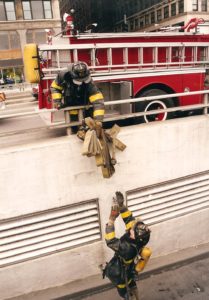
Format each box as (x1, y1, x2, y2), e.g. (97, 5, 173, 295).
(7, 242, 209, 300)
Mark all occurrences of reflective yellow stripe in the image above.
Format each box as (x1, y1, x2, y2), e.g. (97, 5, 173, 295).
(93, 109, 105, 117)
(51, 81, 63, 90)
(117, 283, 126, 288)
(121, 210, 132, 219)
(117, 279, 132, 289)
(89, 92, 103, 102)
(123, 258, 133, 264)
(69, 110, 78, 115)
(126, 220, 135, 230)
(52, 93, 62, 100)
(105, 232, 115, 240)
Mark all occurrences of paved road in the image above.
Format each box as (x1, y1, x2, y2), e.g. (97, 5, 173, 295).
(58, 252, 209, 300)
(0, 91, 67, 148)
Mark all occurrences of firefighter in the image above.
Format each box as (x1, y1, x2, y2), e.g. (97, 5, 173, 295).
(50, 61, 105, 131)
(104, 192, 152, 300)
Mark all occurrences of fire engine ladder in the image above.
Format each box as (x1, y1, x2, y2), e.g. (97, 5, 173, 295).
(39, 41, 209, 79)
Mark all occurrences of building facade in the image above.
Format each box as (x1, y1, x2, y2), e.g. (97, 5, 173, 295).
(0, 0, 61, 83)
(59, 0, 116, 33)
(59, 0, 91, 33)
(114, 0, 209, 32)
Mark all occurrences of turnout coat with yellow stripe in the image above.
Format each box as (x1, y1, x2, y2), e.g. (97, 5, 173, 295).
(50, 71, 105, 121)
(105, 208, 141, 287)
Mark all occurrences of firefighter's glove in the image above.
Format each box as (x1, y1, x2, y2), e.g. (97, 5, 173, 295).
(115, 191, 126, 211)
(54, 100, 66, 110)
(109, 197, 120, 223)
(53, 101, 62, 110)
(95, 120, 102, 138)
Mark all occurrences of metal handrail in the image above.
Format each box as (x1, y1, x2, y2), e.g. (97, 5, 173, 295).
(0, 82, 35, 91)
(0, 89, 209, 123)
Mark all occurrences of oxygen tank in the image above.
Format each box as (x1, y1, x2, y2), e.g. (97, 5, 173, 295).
(23, 43, 40, 83)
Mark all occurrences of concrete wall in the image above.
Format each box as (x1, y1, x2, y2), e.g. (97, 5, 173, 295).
(1, 115, 209, 298)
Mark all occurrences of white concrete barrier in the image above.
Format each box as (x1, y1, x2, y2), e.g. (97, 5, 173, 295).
(1, 115, 209, 298)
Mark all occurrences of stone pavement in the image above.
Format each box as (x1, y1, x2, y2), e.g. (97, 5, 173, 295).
(7, 242, 209, 300)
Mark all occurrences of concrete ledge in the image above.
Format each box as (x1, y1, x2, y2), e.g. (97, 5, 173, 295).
(7, 241, 209, 300)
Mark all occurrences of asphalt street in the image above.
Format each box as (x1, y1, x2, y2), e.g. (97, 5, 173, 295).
(57, 251, 209, 300)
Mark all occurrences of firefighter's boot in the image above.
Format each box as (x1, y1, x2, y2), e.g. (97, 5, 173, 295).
(130, 286, 140, 300)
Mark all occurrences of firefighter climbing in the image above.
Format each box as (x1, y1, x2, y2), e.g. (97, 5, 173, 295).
(104, 191, 152, 299)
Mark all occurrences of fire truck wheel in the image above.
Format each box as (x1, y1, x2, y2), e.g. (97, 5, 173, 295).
(134, 89, 174, 123)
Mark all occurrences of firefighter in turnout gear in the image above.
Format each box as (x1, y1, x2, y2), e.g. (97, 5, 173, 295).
(104, 192, 152, 300)
(50, 61, 105, 131)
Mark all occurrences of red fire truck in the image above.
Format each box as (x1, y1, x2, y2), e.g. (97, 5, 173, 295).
(24, 18, 209, 123)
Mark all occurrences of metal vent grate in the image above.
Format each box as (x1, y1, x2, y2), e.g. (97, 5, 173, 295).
(0, 200, 101, 268)
(127, 171, 209, 225)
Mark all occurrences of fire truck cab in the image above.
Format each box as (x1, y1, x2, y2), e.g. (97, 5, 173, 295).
(24, 20, 209, 124)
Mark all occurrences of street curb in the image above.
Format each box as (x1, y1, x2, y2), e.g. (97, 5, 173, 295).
(54, 249, 209, 300)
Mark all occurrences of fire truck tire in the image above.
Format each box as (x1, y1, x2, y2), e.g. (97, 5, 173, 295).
(23, 44, 40, 83)
(134, 89, 174, 123)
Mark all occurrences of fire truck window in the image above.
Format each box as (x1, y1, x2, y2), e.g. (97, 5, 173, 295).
(5, 0, 16, 21)
(22, 1, 32, 20)
(0, 1, 6, 21)
(0, 32, 9, 50)
(31, 0, 44, 19)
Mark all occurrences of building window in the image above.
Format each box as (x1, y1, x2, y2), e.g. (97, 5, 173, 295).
(164, 6, 169, 19)
(10, 31, 21, 49)
(192, 0, 198, 11)
(130, 20, 134, 31)
(201, 0, 207, 11)
(0, 31, 20, 50)
(179, 0, 184, 13)
(22, 1, 32, 20)
(5, 0, 16, 21)
(0, 1, 6, 21)
(27, 30, 48, 44)
(157, 9, 162, 22)
(31, 0, 44, 19)
(151, 12, 155, 24)
(140, 17, 144, 28)
(145, 14, 149, 25)
(135, 18, 139, 29)
(43, 1, 52, 19)
(22, 0, 52, 20)
(171, 3, 176, 16)
(0, 31, 9, 50)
